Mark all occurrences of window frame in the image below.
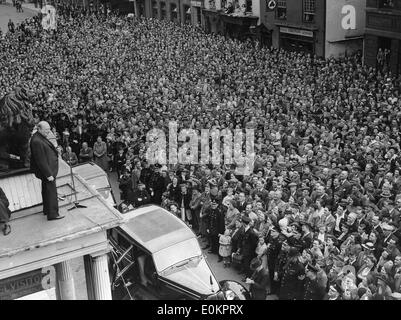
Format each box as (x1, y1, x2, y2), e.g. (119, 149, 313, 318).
(302, 0, 316, 23)
(275, 0, 287, 20)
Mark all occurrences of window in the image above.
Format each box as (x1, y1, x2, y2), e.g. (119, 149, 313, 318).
(161, 2, 166, 20)
(246, 0, 252, 12)
(379, 0, 394, 8)
(138, 0, 145, 16)
(171, 3, 178, 22)
(275, 0, 286, 19)
(152, 1, 158, 18)
(303, 0, 315, 23)
(184, 5, 191, 24)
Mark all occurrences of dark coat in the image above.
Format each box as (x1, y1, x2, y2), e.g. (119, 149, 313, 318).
(207, 206, 225, 236)
(79, 147, 94, 163)
(279, 259, 305, 300)
(168, 183, 182, 205)
(302, 278, 326, 300)
(130, 189, 151, 208)
(301, 232, 314, 250)
(266, 237, 282, 272)
(30, 131, 59, 180)
(0, 187, 11, 223)
(240, 227, 258, 257)
(149, 172, 166, 205)
(250, 267, 270, 300)
(231, 225, 245, 253)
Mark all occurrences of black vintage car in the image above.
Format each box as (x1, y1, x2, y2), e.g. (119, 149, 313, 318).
(107, 205, 250, 300)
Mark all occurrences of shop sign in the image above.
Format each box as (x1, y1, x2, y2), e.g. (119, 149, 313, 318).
(280, 27, 313, 38)
(0, 267, 55, 300)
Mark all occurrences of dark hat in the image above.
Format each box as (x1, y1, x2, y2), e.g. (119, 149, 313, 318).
(306, 263, 319, 273)
(250, 257, 262, 270)
(211, 198, 218, 205)
(241, 216, 251, 224)
(288, 247, 300, 258)
(154, 163, 162, 168)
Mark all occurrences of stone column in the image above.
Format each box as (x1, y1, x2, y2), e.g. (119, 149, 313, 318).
(55, 261, 76, 300)
(91, 254, 112, 300)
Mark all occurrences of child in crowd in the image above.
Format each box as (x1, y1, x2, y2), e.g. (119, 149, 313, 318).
(219, 229, 232, 268)
(255, 236, 268, 270)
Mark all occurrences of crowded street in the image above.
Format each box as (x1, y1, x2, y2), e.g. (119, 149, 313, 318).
(1, 0, 401, 301)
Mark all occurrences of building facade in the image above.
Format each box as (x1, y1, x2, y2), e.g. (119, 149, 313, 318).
(261, 0, 326, 56)
(364, 0, 401, 74)
(130, 0, 203, 26)
(202, 0, 260, 39)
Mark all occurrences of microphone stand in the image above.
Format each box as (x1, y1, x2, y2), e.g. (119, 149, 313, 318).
(67, 156, 87, 211)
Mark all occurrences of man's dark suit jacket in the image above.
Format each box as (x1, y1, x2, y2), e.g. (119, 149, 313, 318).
(0, 187, 11, 223)
(30, 131, 59, 180)
(250, 267, 270, 300)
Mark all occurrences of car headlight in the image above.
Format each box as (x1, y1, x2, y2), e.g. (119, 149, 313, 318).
(224, 290, 235, 300)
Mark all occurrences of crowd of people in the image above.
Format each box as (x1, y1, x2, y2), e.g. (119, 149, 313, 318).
(1, 5, 401, 300)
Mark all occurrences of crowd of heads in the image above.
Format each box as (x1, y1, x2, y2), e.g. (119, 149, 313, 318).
(1, 5, 401, 299)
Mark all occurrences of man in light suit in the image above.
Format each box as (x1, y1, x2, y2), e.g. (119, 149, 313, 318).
(30, 121, 64, 221)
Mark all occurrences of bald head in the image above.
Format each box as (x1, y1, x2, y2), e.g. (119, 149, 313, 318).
(37, 121, 51, 138)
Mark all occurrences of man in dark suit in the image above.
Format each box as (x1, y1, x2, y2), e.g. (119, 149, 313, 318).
(206, 199, 225, 261)
(30, 121, 64, 221)
(239, 216, 258, 277)
(79, 142, 94, 163)
(0, 187, 12, 235)
(62, 146, 78, 166)
(246, 257, 270, 300)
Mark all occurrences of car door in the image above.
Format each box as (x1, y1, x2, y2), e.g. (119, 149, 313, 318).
(108, 228, 141, 299)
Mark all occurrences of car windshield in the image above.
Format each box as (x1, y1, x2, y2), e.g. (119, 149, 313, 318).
(153, 238, 202, 273)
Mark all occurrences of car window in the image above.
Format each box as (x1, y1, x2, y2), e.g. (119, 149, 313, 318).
(153, 238, 202, 273)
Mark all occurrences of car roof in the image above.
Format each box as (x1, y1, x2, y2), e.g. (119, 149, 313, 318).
(119, 205, 196, 254)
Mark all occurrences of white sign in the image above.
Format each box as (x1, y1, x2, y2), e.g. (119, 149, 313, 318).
(280, 27, 313, 38)
(191, 1, 202, 7)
